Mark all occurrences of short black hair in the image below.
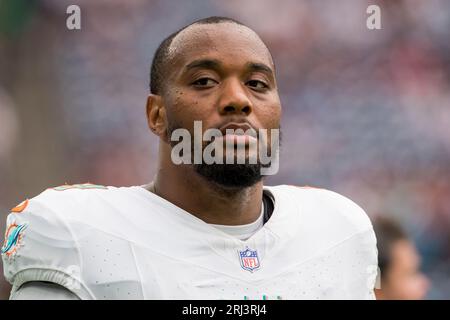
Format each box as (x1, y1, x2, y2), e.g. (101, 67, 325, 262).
(149, 16, 247, 95)
(372, 216, 409, 279)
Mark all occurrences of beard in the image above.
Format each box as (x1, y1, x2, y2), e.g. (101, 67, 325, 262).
(166, 120, 280, 190)
(194, 162, 263, 189)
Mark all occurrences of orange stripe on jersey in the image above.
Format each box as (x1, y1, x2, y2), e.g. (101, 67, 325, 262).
(47, 183, 107, 191)
(11, 199, 29, 213)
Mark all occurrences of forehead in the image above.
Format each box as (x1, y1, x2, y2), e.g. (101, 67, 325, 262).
(168, 22, 274, 72)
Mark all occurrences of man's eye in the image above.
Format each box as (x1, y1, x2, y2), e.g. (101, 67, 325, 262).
(191, 78, 217, 87)
(247, 80, 268, 89)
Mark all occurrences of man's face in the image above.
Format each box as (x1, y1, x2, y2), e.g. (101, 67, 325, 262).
(381, 240, 430, 300)
(160, 22, 281, 188)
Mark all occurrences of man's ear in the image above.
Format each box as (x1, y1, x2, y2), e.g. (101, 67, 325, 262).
(146, 94, 168, 140)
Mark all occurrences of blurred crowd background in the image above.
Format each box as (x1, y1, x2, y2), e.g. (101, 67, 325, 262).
(0, 0, 449, 299)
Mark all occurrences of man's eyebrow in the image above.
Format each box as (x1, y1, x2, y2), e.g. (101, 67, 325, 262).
(185, 59, 222, 71)
(184, 59, 274, 78)
(246, 62, 274, 76)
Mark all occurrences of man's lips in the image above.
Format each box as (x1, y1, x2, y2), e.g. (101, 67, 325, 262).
(218, 122, 253, 135)
(219, 123, 258, 137)
(215, 122, 258, 145)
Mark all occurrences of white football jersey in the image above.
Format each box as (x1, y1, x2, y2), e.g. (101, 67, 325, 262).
(2, 184, 378, 300)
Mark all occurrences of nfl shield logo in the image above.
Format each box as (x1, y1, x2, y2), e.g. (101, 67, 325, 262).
(238, 247, 260, 272)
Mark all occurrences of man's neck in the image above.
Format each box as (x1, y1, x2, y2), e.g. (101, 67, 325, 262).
(147, 148, 263, 226)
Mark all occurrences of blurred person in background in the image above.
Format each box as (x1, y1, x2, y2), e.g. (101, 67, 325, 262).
(373, 216, 430, 300)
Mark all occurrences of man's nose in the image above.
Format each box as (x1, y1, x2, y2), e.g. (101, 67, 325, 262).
(218, 79, 253, 116)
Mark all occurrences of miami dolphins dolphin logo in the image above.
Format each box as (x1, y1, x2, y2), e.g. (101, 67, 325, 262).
(1, 222, 28, 258)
